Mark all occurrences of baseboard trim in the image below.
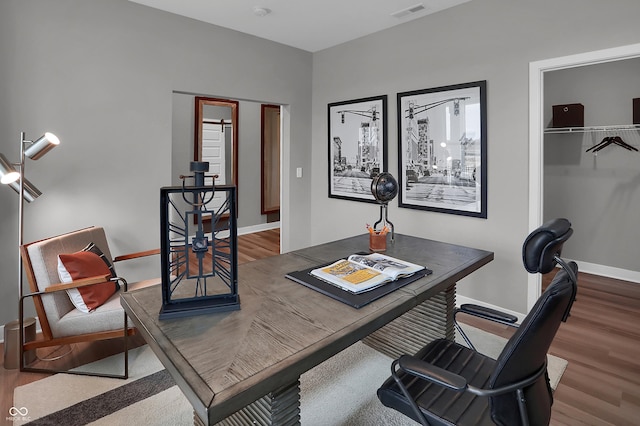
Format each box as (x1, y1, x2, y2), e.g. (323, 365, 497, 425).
(574, 260, 640, 284)
(238, 221, 280, 236)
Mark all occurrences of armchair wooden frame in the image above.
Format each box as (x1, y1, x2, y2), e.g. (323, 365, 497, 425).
(18, 227, 159, 379)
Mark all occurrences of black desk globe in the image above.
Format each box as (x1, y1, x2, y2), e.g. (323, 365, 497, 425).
(370, 172, 397, 241)
(371, 172, 398, 204)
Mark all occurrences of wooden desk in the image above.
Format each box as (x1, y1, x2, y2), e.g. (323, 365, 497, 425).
(121, 233, 493, 425)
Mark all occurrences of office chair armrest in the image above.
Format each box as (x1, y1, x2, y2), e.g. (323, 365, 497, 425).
(466, 361, 548, 398)
(396, 355, 467, 391)
(458, 304, 519, 326)
(396, 355, 547, 397)
(113, 248, 160, 262)
(454, 305, 519, 351)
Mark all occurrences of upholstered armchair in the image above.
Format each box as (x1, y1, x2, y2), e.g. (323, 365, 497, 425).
(19, 226, 160, 378)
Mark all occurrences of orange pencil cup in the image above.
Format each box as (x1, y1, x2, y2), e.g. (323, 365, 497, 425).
(369, 231, 387, 252)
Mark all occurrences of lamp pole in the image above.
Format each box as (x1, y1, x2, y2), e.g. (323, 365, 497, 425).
(17, 132, 27, 370)
(0, 130, 58, 369)
(18, 132, 26, 301)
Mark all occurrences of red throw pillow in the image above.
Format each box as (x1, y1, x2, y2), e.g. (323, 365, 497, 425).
(57, 251, 117, 313)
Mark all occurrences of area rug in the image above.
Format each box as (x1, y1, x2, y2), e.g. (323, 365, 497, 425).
(13, 324, 568, 425)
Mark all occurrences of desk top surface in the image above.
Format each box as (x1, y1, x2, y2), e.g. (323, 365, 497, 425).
(120, 233, 493, 423)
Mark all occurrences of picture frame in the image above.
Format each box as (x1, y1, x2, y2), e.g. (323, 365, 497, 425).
(328, 95, 387, 203)
(397, 81, 487, 218)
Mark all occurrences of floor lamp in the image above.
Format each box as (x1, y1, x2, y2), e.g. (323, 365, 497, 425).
(0, 131, 60, 369)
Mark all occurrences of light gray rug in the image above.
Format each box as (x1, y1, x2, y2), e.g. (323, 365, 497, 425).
(13, 324, 567, 425)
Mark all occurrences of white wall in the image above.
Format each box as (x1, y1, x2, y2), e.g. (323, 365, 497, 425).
(310, 0, 640, 314)
(0, 0, 312, 326)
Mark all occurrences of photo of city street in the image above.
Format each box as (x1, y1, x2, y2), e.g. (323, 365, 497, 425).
(328, 96, 387, 202)
(398, 81, 486, 217)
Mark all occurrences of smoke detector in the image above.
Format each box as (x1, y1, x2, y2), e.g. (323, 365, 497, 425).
(253, 6, 271, 17)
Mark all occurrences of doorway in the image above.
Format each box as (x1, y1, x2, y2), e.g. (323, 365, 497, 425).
(172, 92, 285, 252)
(528, 42, 640, 310)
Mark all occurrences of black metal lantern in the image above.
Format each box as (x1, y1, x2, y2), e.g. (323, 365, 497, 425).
(159, 162, 240, 319)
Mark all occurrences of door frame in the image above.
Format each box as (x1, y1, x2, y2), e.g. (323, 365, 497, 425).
(261, 104, 281, 215)
(527, 42, 640, 310)
(194, 97, 239, 191)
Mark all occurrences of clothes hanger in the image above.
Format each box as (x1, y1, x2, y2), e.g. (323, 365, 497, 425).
(586, 136, 612, 152)
(586, 135, 637, 153)
(610, 135, 638, 151)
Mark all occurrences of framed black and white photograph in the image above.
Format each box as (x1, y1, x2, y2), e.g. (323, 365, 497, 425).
(328, 95, 387, 202)
(397, 81, 487, 218)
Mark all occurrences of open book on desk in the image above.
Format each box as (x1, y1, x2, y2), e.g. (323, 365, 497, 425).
(310, 253, 425, 294)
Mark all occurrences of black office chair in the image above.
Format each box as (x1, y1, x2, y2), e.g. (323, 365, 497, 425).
(377, 218, 578, 426)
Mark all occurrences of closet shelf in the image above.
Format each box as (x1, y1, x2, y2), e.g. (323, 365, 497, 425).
(544, 124, 640, 134)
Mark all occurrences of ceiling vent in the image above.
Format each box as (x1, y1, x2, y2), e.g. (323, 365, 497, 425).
(391, 3, 427, 19)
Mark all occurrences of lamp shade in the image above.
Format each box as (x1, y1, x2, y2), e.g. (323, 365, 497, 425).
(24, 132, 60, 160)
(0, 154, 20, 184)
(8, 177, 42, 203)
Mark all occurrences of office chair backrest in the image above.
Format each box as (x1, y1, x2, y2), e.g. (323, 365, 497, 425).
(489, 218, 578, 425)
(488, 265, 576, 425)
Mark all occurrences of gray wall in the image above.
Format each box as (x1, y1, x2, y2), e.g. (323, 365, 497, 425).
(310, 0, 640, 314)
(2, 0, 640, 329)
(0, 0, 312, 325)
(544, 58, 640, 272)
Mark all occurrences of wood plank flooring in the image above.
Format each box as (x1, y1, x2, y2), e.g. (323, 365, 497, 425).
(2, 228, 639, 425)
(236, 228, 281, 264)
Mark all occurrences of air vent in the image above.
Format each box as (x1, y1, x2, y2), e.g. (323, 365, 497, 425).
(391, 3, 426, 19)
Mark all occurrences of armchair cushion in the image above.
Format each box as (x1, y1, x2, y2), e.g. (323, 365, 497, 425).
(58, 251, 117, 313)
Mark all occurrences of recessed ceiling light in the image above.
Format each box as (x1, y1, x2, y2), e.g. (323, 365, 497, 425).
(253, 6, 271, 17)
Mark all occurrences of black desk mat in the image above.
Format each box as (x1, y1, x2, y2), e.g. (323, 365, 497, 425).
(285, 260, 432, 309)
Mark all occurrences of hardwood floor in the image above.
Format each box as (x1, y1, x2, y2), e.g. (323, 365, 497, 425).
(2, 228, 639, 425)
(235, 228, 281, 264)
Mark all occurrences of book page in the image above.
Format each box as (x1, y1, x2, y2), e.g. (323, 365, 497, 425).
(347, 253, 424, 280)
(310, 259, 389, 293)
(322, 260, 380, 284)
